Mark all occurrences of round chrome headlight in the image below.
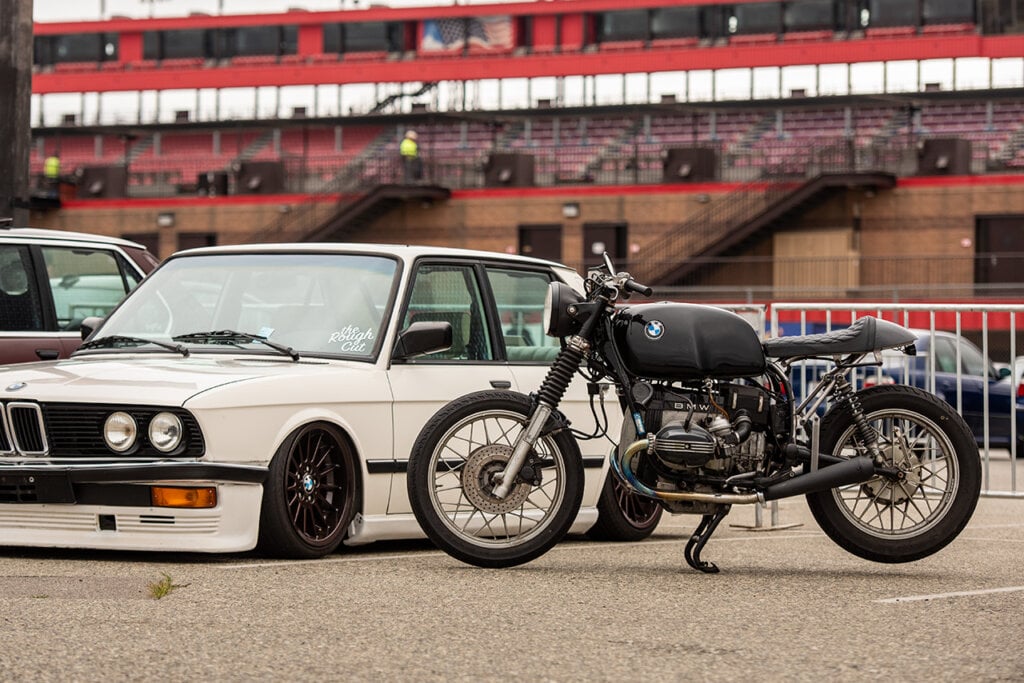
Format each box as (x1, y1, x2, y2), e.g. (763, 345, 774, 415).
(104, 411, 138, 453)
(543, 281, 585, 338)
(148, 412, 183, 453)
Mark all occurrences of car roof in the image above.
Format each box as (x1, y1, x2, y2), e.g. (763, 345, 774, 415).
(172, 242, 572, 270)
(0, 226, 147, 250)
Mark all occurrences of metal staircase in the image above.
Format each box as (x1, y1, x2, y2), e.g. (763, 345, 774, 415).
(634, 144, 897, 285)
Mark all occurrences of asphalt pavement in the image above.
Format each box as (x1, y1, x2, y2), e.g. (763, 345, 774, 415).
(1, 458, 1022, 681)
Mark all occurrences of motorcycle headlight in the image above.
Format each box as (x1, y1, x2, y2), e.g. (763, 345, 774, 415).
(543, 281, 585, 338)
(148, 412, 183, 453)
(104, 411, 138, 453)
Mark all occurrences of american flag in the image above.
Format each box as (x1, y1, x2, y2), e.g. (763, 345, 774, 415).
(422, 16, 513, 51)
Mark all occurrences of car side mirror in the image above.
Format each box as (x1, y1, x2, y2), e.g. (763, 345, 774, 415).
(392, 321, 452, 360)
(997, 366, 1012, 380)
(80, 316, 104, 340)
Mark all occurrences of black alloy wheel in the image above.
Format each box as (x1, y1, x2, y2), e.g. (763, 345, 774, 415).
(259, 422, 358, 558)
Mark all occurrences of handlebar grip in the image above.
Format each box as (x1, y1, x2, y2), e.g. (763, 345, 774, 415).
(625, 279, 653, 297)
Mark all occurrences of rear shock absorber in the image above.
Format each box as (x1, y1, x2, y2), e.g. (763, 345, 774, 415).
(834, 375, 884, 462)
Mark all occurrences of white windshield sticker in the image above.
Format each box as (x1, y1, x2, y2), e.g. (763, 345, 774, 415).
(329, 325, 375, 353)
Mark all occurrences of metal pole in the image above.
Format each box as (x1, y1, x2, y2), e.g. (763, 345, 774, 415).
(0, 0, 33, 222)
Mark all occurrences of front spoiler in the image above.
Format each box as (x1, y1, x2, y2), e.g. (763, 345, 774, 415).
(0, 462, 267, 484)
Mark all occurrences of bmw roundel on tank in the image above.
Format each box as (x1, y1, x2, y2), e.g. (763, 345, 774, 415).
(0, 243, 662, 558)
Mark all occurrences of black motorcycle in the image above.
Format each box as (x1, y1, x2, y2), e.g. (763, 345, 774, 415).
(407, 256, 981, 572)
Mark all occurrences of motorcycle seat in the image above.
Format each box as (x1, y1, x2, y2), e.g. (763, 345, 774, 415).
(763, 316, 917, 359)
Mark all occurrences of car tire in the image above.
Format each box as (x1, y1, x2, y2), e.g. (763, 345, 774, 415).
(258, 422, 358, 559)
(586, 474, 663, 542)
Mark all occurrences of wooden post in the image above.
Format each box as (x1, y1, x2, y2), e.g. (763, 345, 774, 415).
(0, 0, 33, 222)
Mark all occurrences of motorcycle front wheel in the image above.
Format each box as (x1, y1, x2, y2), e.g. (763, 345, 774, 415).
(807, 385, 981, 563)
(407, 391, 584, 568)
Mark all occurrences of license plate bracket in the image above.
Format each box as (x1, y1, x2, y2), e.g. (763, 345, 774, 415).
(0, 473, 76, 504)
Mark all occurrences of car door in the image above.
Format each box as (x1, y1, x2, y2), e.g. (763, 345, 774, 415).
(483, 264, 618, 502)
(43, 245, 146, 358)
(386, 260, 516, 514)
(930, 334, 1011, 445)
(0, 243, 51, 363)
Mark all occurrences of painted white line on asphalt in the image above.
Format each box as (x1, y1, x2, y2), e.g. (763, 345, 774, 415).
(967, 523, 1024, 529)
(875, 586, 1024, 604)
(960, 536, 1024, 544)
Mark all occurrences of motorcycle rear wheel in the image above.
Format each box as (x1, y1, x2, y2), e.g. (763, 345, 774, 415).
(807, 385, 981, 563)
(407, 391, 584, 568)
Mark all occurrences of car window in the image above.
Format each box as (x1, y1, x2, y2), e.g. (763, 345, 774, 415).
(42, 246, 139, 329)
(403, 264, 493, 361)
(932, 336, 958, 374)
(958, 338, 989, 377)
(484, 267, 560, 363)
(0, 244, 45, 331)
(98, 253, 398, 359)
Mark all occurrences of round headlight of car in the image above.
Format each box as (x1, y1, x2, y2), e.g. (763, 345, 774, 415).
(104, 411, 138, 453)
(148, 412, 183, 453)
(543, 281, 585, 338)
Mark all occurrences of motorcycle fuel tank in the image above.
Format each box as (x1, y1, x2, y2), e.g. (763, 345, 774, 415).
(613, 303, 766, 380)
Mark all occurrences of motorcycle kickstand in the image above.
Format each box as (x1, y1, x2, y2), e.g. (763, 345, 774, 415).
(684, 507, 730, 574)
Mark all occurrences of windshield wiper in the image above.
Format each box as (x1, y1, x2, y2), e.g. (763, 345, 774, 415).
(78, 335, 190, 357)
(172, 330, 300, 361)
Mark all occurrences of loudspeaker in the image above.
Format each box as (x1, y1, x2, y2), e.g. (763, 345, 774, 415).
(662, 148, 718, 183)
(74, 166, 128, 199)
(235, 161, 285, 194)
(484, 153, 535, 187)
(918, 138, 972, 176)
(196, 171, 229, 197)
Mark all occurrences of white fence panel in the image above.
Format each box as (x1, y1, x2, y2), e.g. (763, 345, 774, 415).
(771, 303, 1023, 498)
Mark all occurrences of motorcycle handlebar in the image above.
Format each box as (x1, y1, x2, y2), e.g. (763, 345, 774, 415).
(624, 279, 653, 297)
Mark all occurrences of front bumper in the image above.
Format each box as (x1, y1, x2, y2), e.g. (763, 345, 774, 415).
(0, 462, 266, 553)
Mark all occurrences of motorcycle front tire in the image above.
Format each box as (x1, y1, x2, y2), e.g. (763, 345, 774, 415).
(407, 390, 584, 568)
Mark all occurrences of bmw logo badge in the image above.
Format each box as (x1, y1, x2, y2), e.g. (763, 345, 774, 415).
(5, 382, 26, 392)
(644, 320, 665, 340)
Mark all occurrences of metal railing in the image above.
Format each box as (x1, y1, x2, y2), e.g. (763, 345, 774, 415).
(770, 302, 1024, 498)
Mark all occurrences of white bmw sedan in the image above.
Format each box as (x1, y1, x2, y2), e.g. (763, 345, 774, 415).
(0, 244, 660, 557)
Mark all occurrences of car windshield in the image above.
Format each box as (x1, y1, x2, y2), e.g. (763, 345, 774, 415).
(92, 252, 399, 360)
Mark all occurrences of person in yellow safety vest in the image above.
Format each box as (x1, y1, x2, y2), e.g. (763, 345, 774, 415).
(43, 153, 62, 197)
(400, 130, 420, 183)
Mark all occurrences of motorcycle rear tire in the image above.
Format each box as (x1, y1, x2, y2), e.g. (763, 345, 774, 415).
(807, 385, 981, 563)
(407, 391, 584, 568)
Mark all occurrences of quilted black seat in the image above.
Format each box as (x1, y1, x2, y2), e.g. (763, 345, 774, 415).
(763, 316, 917, 359)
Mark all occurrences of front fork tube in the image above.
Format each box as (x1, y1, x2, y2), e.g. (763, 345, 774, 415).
(491, 338, 588, 499)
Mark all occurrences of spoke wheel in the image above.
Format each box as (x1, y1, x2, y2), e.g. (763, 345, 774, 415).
(807, 385, 980, 564)
(408, 391, 584, 568)
(259, 423, 358, 558)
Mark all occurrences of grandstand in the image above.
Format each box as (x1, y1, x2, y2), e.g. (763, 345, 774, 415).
(25, 0, 1024, 300)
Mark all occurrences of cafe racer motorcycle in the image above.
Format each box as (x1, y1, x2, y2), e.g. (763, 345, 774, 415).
(407, 256, 981, 572)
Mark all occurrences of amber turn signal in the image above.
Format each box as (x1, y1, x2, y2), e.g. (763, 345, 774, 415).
(151, 486, 217, 509)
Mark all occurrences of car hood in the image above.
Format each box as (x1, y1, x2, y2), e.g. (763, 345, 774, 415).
(0, 354, 354, 406)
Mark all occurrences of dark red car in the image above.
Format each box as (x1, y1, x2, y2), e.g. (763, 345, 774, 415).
(0, 227, 158, 364)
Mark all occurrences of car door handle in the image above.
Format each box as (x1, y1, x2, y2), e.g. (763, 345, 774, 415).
(35, 349, 60, 360)
(490, 380, 512, 389)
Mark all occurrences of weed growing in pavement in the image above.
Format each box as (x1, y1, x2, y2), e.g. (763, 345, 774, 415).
(148, 572, 189, 599)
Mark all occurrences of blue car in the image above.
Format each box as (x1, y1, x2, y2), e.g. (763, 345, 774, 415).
(870, 329, 1023, 456)
(784, 328, 1022, 456)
